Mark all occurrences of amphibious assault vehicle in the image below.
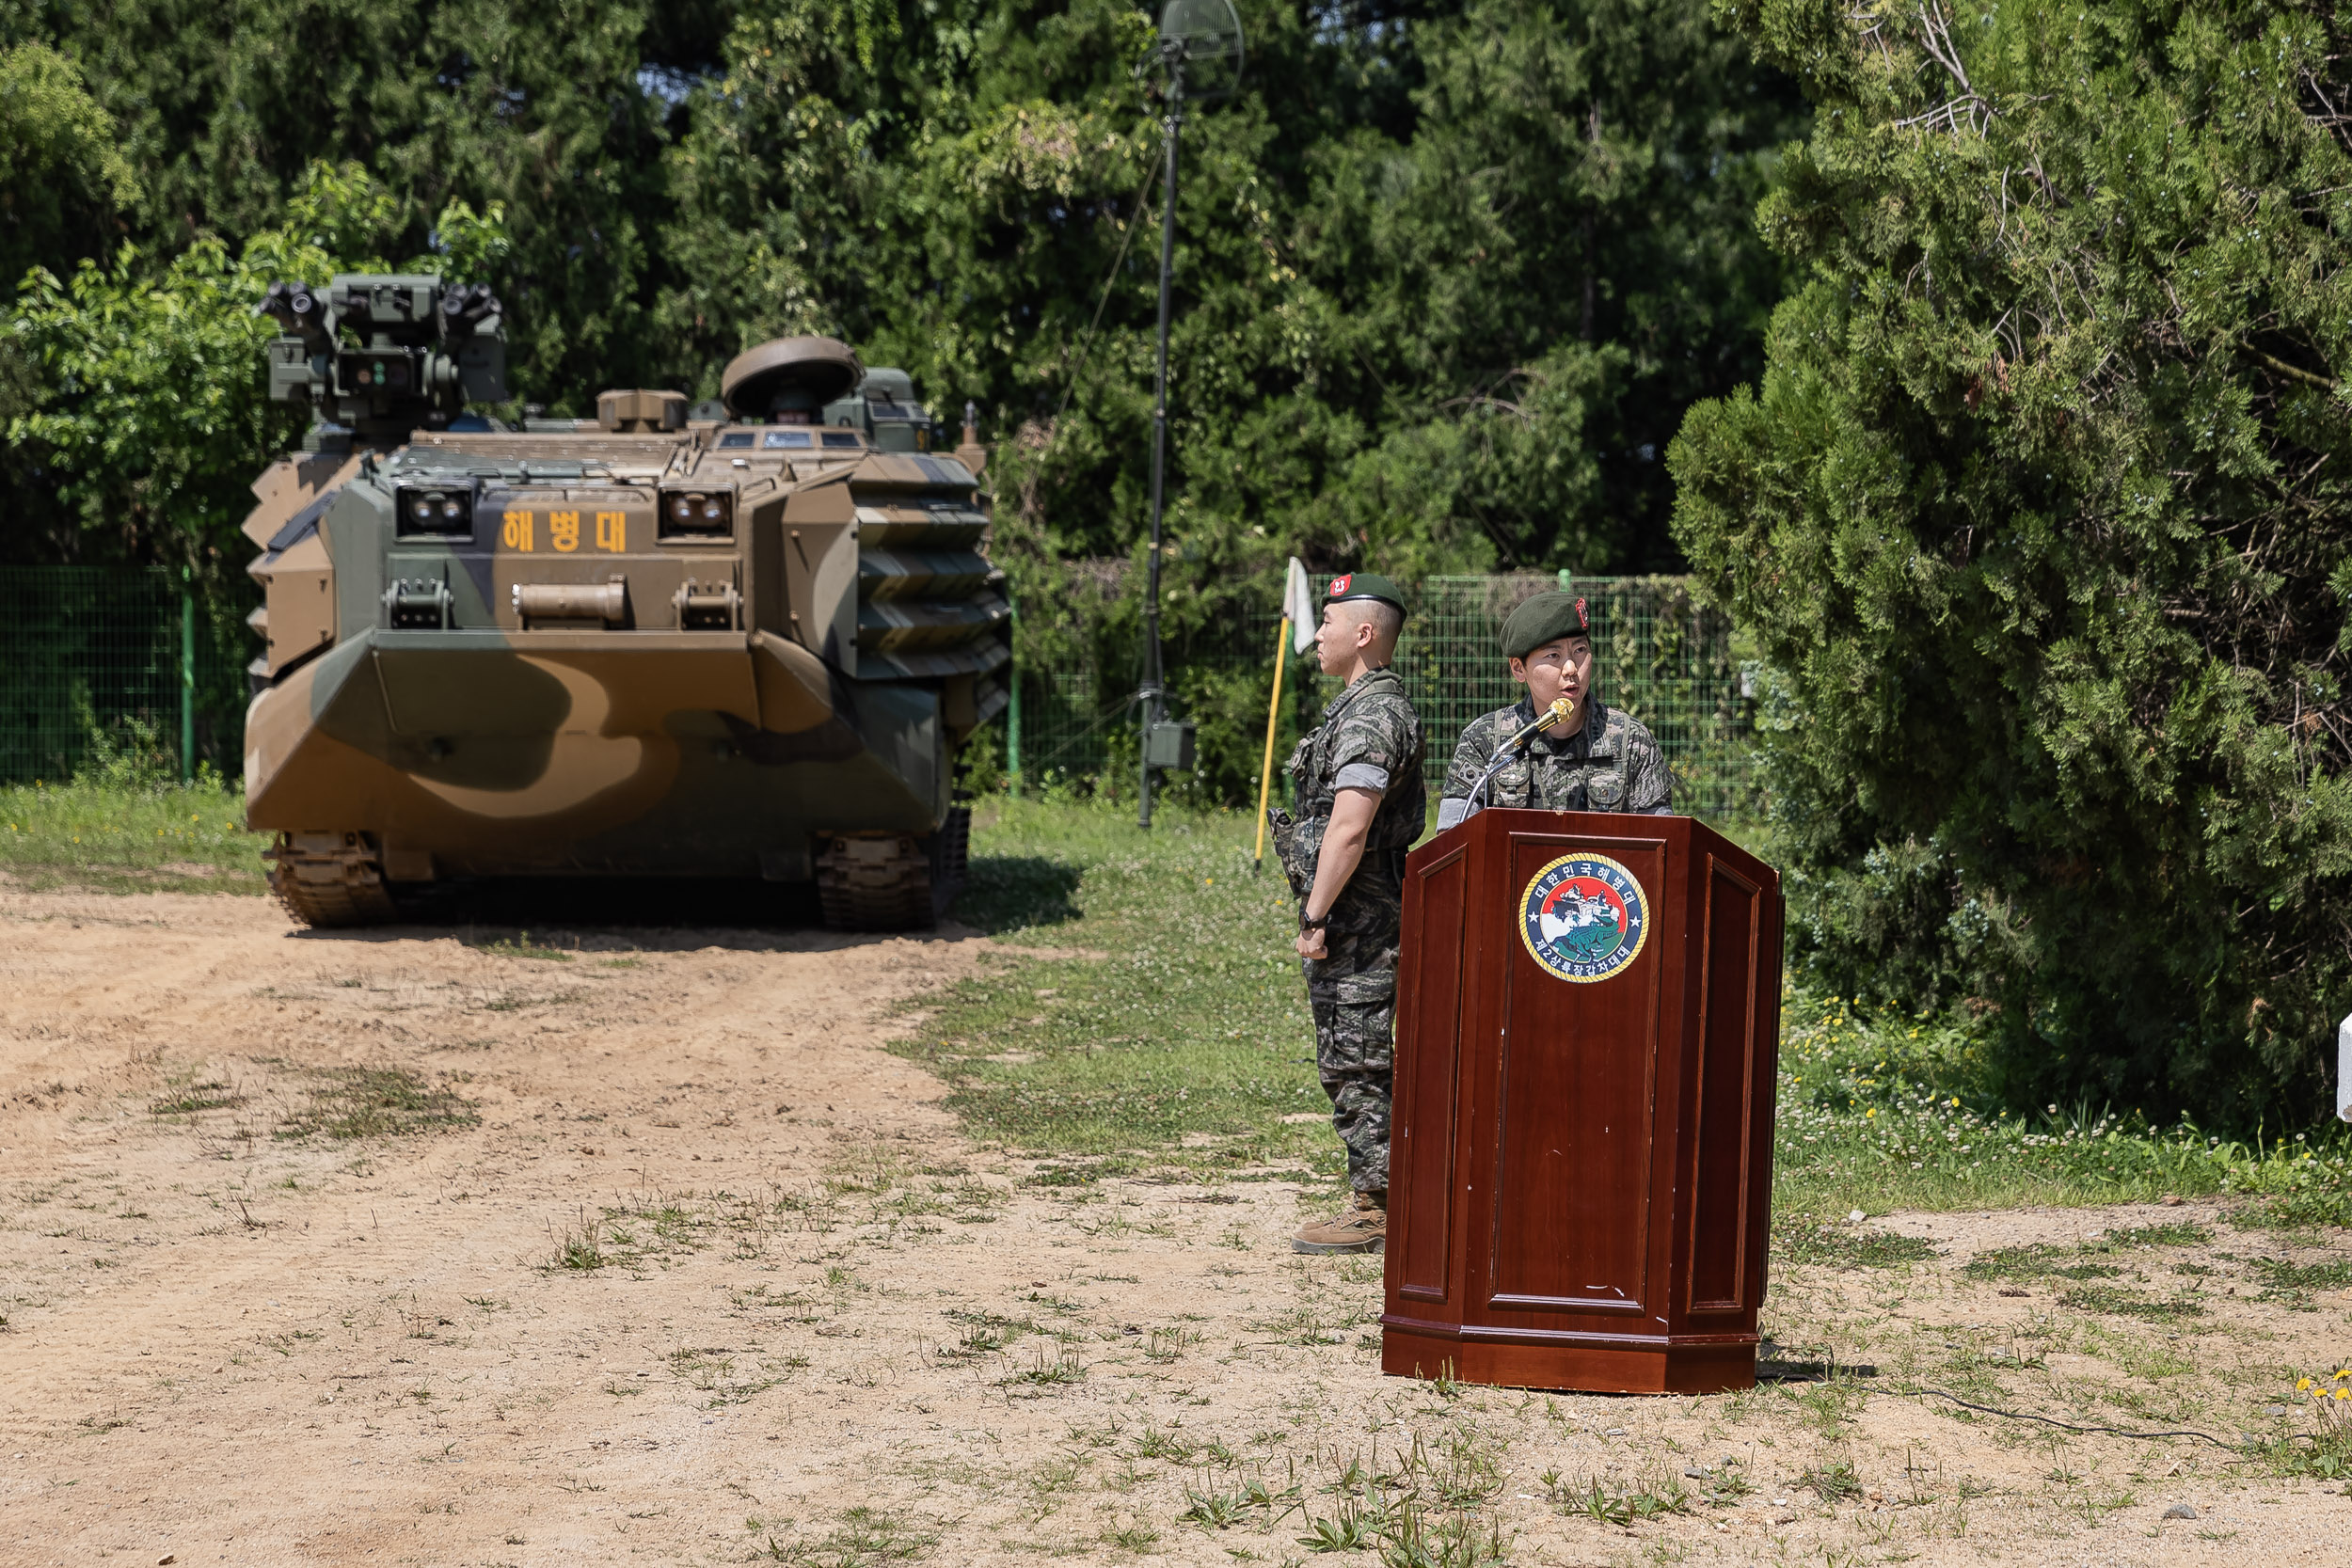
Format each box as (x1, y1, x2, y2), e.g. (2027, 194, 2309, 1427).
(240, 274, 1006, 929)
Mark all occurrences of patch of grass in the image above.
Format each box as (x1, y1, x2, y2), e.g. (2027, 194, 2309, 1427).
(2256, 1179, 2352, 1227)
(1378, 1502, 1508, 1565)
(1546, 1471, 1632, 1527)
(151, 1081, 246, 1115)
(2106, 1222, 2215, 1247)
(1775, 1221, 1939, 1269)
(938, 1309, 1032, 1359)
(1775, 989, 2352, 1219)
(276, 1067, 477, 1140)
(2251, 1257, 2352, 1305)
(892, 797, 1332, 1180)
(0, 774, 266, 894)
(997, 1343, 1088, 1388)
(469, 931, 574, 962)
(1025, 1162, 1119, 1188)
(765, 1505, 934, 1565)
(905, 800, 2352, 1221)
(1179, 1481, 1250, 1530)
(1130, 1425, 1200, 1463)
(951, 851, 1086, 933)
(1798, 1460, 1865, 1502)
(1963, 1246, 2121, 1283)
(2051, 1285, 2205, 1323)
(1963, 1225, 2215, 1286)
(550, 1214, 608, 1271)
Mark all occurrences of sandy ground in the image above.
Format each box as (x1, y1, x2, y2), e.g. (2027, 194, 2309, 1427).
(3, 885, 2351, 1567)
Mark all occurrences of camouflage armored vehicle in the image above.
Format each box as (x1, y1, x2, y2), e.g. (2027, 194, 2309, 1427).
(241, 275, 1006, 930)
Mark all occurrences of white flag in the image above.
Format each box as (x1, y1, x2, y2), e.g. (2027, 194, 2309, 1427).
(1283, 557, 1316, 654)
(2340, 1011, 2352, 1123)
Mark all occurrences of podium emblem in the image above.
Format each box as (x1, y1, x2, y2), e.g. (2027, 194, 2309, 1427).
(1518, 852, 1649, 983)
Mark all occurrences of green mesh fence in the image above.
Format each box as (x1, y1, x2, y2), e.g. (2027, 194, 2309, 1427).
(0, 568, 252, 784)
(1396, 575, 1761, 819)
(4, 568, 1759, 816)
(1009, 573, 1762, 821)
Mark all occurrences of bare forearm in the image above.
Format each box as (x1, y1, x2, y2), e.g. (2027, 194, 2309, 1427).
(1295, 790, 1382, 958)
(1305, 819, 1368, 921)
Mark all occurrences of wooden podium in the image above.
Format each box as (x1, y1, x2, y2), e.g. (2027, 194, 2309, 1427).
(1380, 809, 1784, 1394)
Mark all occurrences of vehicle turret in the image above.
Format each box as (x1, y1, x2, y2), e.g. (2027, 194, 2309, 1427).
(262, 274, 506, 447)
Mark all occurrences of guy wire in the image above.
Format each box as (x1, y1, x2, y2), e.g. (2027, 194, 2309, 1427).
(1051, 157, 1165, 428)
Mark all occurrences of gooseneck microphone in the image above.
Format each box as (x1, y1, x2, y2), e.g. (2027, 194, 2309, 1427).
(1465, 696, 1574, 814)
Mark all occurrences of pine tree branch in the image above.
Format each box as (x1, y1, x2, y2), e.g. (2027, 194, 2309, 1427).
(2244, 345, 2340, 392)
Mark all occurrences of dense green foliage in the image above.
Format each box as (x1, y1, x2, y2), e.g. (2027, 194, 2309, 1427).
(0, 41, 136, 293)
(1671, 0, 2352, 1122)
(8, 163, 506, 584)
(2, 1, 1802, 600)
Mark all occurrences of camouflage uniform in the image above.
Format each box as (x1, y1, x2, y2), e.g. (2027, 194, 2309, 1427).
(1438, 695, 1672, 824)
(1284, 668, 1426, 1195)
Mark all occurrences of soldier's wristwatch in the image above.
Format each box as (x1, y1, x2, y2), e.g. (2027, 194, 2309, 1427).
(1299, 911, 1329, 933)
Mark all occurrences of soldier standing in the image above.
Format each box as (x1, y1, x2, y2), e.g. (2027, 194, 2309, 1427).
(1278, 573, 1425, 1255)
(1436, 590, 1674, 830)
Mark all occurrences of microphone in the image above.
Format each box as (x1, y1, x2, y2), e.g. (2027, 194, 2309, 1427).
(1461, 697, 1575, 816)
(1502, 696, 1572, 751)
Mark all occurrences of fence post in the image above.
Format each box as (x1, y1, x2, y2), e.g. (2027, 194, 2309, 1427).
(179, 575, 196, 783)
(1005, 592, 1022, 796)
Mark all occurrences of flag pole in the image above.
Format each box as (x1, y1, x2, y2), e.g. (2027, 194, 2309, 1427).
(1251, 615, 1290, 875)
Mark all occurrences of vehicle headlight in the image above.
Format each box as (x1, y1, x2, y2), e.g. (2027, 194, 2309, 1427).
(395, 485, 474, 537)
(659, 489, 732, 538)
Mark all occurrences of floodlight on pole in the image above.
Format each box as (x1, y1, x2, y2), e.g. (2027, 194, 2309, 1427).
(1135, 0, 1245, 830)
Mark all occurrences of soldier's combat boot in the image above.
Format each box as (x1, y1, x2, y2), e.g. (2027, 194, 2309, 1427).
(1292, 1191, 1386, 1254)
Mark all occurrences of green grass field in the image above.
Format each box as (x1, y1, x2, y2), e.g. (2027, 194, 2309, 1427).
(922, 795, 2352, 1225)
(0, 775, 266, 894)
(895, 796, 1342, 1185)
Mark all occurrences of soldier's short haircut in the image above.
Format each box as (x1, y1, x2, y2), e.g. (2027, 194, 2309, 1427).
(1344, 599, 1404, 651)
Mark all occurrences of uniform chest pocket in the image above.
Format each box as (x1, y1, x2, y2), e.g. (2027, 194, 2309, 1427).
(1586, 770, 1627, 809)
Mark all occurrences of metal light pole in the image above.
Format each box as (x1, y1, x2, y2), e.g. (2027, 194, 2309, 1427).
(1136, 59, 1185, 829)
(1130, 0, 1240, 829)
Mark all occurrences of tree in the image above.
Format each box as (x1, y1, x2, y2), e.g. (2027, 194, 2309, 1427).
(3, 0, 1804, 805)
(0, 42, 138, 293)
(8, 163, 507, 586)
(652, 0, 1799, 752)
(11, 0, 722, 410)
(1671, 0, 2352, 1122)
(0, 40, 142, 558)
(8, 0, 1798, 587)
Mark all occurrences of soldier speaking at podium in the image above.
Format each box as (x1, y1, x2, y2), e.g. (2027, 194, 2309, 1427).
(1435, 590, 1673, 831)
(1269, 573, 1425, 1255)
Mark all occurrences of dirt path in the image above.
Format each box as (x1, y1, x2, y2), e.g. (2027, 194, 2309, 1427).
(2, 886, 2348, 1566)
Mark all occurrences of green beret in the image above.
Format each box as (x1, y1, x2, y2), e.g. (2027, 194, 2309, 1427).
(1500, 591, 1593, 659)
(1324, 571, 1406, 614)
